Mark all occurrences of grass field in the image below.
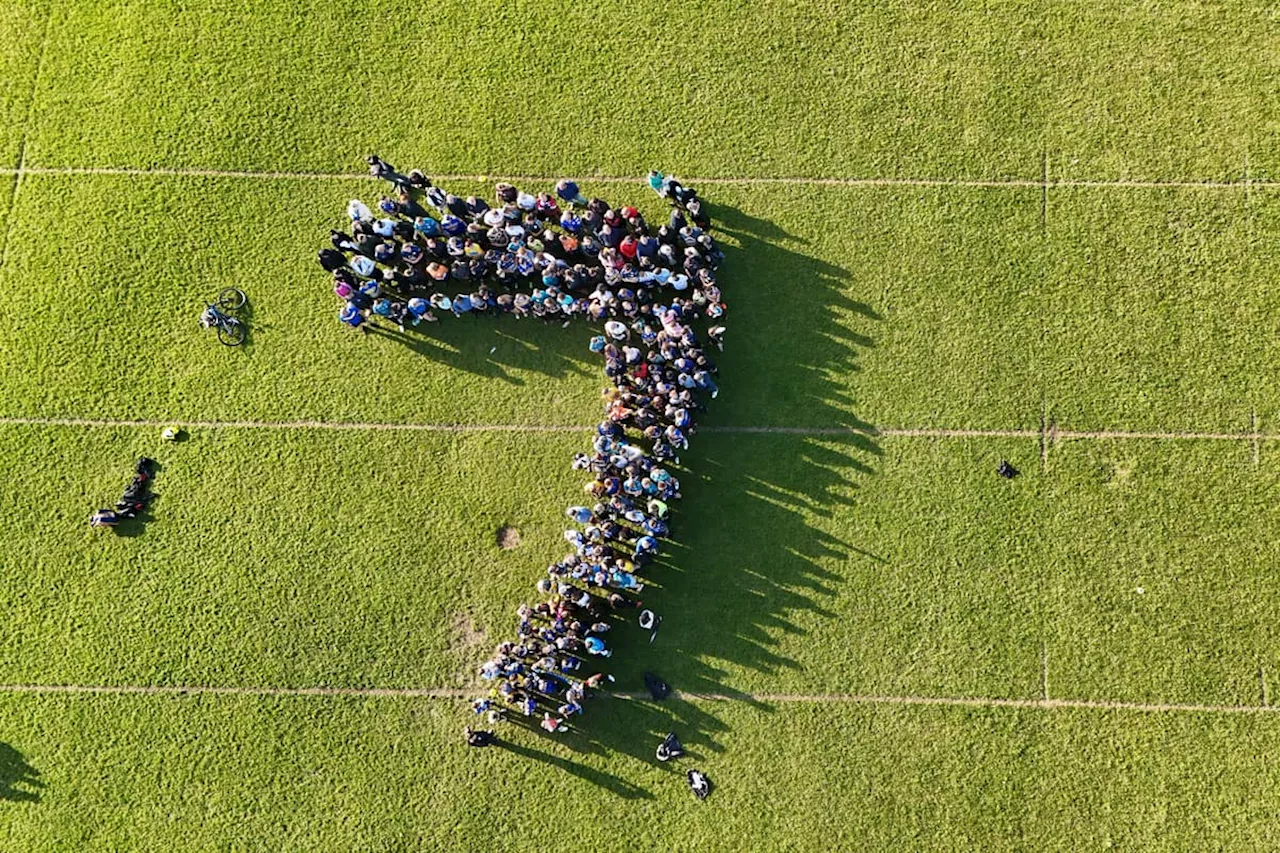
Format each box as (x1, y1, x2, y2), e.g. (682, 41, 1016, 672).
(0, 0, 1278, 849)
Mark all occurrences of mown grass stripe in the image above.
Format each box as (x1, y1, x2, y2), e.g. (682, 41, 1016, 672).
(0, 3, 51, 273)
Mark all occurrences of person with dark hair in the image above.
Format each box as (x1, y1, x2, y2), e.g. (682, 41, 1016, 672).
(495, 183, 519, 205)
(366, 155, 392, 179)
(366, 155, 410, 189)
(317, 247, 347, 273)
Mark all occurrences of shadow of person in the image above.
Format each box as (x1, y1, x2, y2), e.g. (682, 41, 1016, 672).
(705, 200, 881, 436)
(493, 200, 882, 783)
(588, 194, 880, 704)
(566, 432, 880, 767)
(494, 736, 654, 801)
(363, 307, 594, 388)
(395, 188, 885, 791)
(0, 743, 42, 803)
(712, 203, 811, 246)
(579, 694, 739, 766)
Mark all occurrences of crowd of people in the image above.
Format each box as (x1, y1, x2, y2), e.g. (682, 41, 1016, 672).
(318, 157, 727, 334)
(317, 158, 727, 736)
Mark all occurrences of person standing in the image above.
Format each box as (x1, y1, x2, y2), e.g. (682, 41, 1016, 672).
(555, 179, 588, 206)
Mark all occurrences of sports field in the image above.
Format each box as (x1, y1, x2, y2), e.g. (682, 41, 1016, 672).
(0, 0, 1278, 849)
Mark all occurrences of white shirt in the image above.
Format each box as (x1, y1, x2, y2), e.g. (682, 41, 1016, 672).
(346, 199, 372, 221)
(350, 255, 376, 278)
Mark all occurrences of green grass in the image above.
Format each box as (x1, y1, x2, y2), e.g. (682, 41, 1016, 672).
(0, 695, 1279, 851)
(3, 424, 1277, 710)
(0, 175, 1273, 433)
(23, 0, 1047, 179)
(0, 0, 1276, 847)
(0, 174, 604, 426)
(1042, 4, 1276, 183)
(0, 425, 586, 688)
(1042, 188, 1259, 433)
(1243, 189, 1280, 427)
(0, 0, 46, 169)
(17, 0, 1278, 181)
(1042, 438, 1280, 705)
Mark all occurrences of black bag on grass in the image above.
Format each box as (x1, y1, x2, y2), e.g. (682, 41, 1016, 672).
(644, 671, 671, 700)
(656, 731, 684, 762)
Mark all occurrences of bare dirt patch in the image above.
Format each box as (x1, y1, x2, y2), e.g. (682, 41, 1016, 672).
(496, 525, 521, 550)
(451, 612, 487, 651)
(449, 613, 490, 686)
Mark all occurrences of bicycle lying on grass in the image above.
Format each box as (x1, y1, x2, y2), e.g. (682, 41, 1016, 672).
(199, 288, 248, 346)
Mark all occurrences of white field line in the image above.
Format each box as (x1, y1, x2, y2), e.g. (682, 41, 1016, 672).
(718, 426, 1271, 441)
(0, 684, 476, 699)
(0, 417, 1270, 443)
(0, 682, 1274, 716)
(0, 165, 1276, 191)
(0, 416, 584, 434)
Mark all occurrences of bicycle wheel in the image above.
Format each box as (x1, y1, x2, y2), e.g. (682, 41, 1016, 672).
(216, 287, 247, 311)
(216, 319, 246, 347)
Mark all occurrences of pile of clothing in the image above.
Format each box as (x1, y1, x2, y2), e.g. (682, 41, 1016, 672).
(90, 458, 158, 528)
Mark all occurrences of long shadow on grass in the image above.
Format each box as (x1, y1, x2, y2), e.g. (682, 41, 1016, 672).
(0, 744, 42, 803)
(365, 308, 593, 388)
(338, 190, 881, 791)
(487, 203, 883, 792)
(495, 738, 653, 800)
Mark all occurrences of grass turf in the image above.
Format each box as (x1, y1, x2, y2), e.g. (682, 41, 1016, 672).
(0, 175, 1273, 433)
(2, 424, 1277, 712)
(0, 152, 1275, 853)
(0, 695, 1279, 851)
(0, 0, 47, 170)
(0, 425, 584, 689)
(14, 0, 1278, 181)
(0, 0, 1276, 847)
